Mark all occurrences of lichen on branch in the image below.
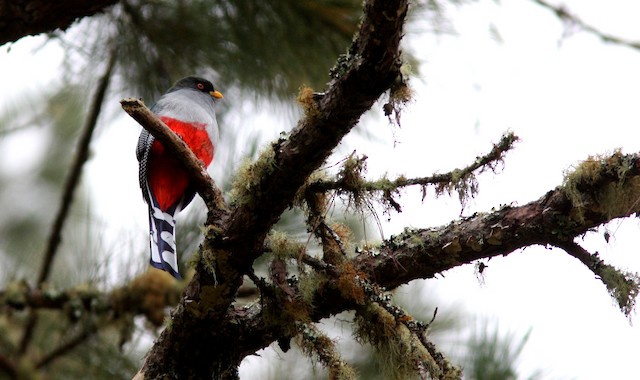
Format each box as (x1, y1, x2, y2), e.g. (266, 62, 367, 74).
(0, 270, 183, 327)
(553, 238, 640, 316)
(562, 150, 640, 222)
(353, 277, 461, 379)
(304, 131, 519, 212)
(294, 321, 357, 380)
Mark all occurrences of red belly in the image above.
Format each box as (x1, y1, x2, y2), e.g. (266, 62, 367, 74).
(147, 117, 214, 210)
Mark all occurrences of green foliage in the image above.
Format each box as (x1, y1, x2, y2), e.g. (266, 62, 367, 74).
(462, 322, 541, 380)
(103, 0, 363, 100)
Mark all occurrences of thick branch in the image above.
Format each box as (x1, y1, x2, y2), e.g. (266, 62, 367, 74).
(226, 151, 640, 363)
(0, 0, 117, 46)
(139, 0, 409, 378)
(120, 98, 227, 216)
(223, 0, 408, 251)
(357, 155, 640, 290)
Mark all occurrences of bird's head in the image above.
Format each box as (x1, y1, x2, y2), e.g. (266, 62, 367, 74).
(169, 76, 223, 100)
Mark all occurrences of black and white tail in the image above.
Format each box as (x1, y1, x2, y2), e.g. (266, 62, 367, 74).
(147, 200, 182, 279)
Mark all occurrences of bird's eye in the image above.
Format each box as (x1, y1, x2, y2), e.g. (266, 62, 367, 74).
(196, 83, 205, 90)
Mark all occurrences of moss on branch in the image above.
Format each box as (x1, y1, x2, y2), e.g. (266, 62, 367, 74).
(305, 131, 519, 211)
(553, 239, 640, 316)
(1, 270, 183, 327)
(562, 150, 640, 222)
(294, 322, 357, 380)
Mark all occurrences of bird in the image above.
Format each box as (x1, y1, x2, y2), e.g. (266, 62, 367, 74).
(136, 76, 223, 279)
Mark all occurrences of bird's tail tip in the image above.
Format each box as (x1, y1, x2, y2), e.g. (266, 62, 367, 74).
(149, 207, 182, 279)
(150, 259, 183, 280)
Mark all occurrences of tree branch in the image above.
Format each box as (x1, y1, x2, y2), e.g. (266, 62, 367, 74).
(1, 272, 183, 374)
(0, 0, 118, 46)
(294, 321, 356, 379)
(35, 322, 98, 369)
(38, 51, 116, 285)
(306, 131, 518, 204)
(353, 276, 461, 378)
(553, 240, 640, 315)
(18, 49, 116, 358)
(532, 0, 640, 50)
(221, 150, 640, 364)
(1, 271, 183, 327)
(356, 152, 640, 295)
(222, 0, 408, 249)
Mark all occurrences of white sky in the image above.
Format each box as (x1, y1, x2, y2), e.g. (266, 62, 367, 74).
(2, 0, 640, 378)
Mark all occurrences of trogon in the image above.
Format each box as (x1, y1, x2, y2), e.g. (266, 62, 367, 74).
(136, 76, 223, 278)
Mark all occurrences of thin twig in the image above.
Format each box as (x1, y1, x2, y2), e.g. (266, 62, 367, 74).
(19, 49, 116, 357)
(532, 0, 640, 50)
(300, 253, 338, 276)
(120, 98, 227, 214)
(37, 52, 117, 285)
(548, 239, 639, 316)
(245, 270, 274, 298)
(308, 131, 518, 193)
(553, 239, 599, 270)
(35, 323, 98, 369)
(304, 189, 349, 264)
(17, 313, 38, 358)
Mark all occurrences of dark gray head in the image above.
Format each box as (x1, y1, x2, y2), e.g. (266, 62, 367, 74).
(168, 76, 223, 100)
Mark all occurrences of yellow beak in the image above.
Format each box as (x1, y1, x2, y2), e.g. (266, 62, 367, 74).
(210, 90, 223, 99)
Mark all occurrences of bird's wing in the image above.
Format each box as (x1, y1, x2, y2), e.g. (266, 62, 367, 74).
(136, 128, 154, 205)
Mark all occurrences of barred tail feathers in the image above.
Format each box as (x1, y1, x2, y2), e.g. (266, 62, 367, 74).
(148, 204, 182, 279)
